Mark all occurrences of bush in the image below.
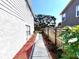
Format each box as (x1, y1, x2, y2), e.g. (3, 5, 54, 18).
(59, 25, 79, 59)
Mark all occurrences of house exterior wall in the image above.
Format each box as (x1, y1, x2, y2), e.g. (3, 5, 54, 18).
(62, 0, 79, 27)
(0, 0, 34, 59)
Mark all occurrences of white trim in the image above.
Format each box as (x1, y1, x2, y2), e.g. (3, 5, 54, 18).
(62, 13, 66, 21)
(62, 13, 66, 17)
(76, 5, 79, 17)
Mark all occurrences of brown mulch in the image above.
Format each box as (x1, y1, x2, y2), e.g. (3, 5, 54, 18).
(42, 32, 57, 59)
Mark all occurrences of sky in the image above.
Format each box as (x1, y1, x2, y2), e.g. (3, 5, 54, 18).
(32, 0, 71, 25)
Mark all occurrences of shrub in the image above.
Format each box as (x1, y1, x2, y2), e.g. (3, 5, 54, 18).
(60, 25, 79, 59)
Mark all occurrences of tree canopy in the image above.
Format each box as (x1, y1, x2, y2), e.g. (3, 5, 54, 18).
(34, 14, 56, 31)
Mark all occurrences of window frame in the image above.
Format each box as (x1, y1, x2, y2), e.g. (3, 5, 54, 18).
(25, 25, 30, 38)
(76, 5, 79, 17)
(62, 13, 66, 21)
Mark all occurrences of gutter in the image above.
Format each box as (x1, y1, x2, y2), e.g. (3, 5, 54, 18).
(25, 0, 35, 19)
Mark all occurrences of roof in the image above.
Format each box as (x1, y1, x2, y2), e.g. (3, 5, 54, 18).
(60, 0, 74, 15)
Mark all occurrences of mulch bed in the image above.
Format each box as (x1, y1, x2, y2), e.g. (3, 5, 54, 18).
(42, 32, 58, 59)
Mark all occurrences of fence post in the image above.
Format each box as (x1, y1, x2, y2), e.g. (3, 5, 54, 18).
(55, 28, 57, 46)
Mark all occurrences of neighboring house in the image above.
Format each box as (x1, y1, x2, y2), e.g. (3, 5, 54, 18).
(60, 0, 79, 27)
(0, 0, 34, 59)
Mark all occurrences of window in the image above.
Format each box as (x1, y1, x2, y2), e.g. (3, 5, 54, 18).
(62, 13, 66, 17)
(25, 25, 30, 38)
(62, 13, 66, 21)
(76, 5, 79, 17)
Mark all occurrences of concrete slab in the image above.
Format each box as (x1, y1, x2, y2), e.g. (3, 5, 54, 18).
(32, 33, 50, 59)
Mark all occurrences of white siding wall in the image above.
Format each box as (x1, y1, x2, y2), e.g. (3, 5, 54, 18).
(0, 0, 34, 59)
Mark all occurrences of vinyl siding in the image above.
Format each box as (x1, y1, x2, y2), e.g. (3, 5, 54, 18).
(62, 0, 79, 26)
(0, 0, 34, 59)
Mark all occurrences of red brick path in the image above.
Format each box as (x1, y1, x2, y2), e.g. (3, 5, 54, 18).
(13, 33, 37, 59)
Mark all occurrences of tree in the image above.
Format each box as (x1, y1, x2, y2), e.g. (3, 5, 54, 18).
(34, 14, 56, 31)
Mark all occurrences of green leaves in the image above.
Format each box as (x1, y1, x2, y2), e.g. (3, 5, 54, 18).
(34, 14, 56, 31)
(60, 25, 79, 59)
(76, 50, 79, 58)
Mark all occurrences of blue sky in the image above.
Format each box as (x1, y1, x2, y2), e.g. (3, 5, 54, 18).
(32, 0, 70, 25)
